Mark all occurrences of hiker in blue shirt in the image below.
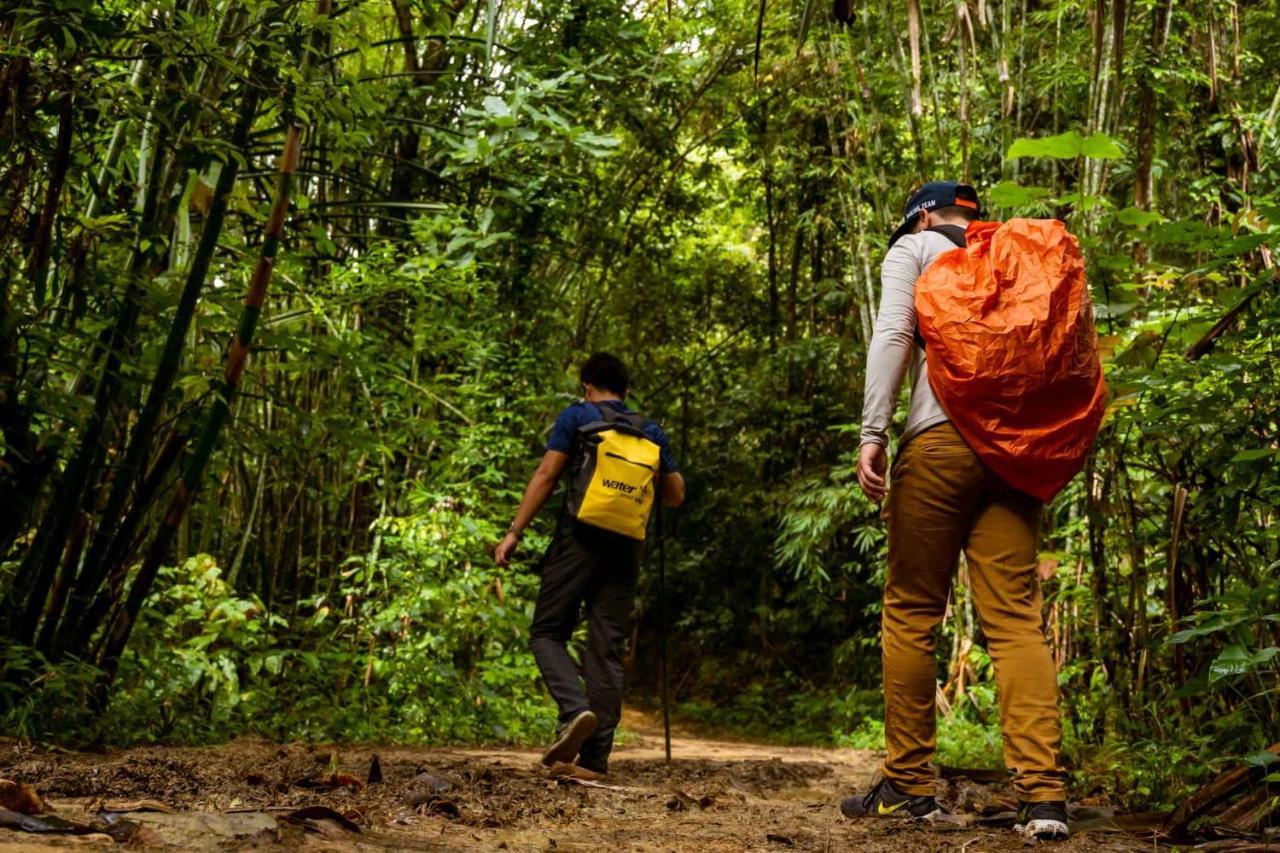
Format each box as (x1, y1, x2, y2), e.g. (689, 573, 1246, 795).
(494, 353, 685, 779)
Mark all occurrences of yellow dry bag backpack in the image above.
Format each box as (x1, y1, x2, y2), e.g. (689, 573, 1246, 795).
(564, 405, 661, 540)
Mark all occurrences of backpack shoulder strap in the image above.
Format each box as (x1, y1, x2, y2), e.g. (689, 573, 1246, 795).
(587, 402, 647, 433)
(927, 224, 968, 248)
(915, 226, 969, 350)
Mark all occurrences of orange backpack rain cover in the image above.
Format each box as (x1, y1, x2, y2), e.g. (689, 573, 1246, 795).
(914, 219, 1107, 502)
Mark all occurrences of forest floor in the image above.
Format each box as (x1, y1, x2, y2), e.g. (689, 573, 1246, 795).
(0, 711, 1160, 852)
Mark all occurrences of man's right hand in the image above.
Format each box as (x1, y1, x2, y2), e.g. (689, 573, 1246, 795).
(857, 443, 888, 502)
(494, 532, 520, 567)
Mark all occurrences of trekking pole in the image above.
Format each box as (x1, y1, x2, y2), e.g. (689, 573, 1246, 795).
(657, 500, 671, 763)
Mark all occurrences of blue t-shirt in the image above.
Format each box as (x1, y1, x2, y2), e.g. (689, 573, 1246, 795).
(546, 400, 679, 474)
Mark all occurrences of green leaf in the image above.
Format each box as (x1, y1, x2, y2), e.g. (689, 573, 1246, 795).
(988, 181, 1052, 207)
(1206, 645, 1276, 683)
(1167, 614, 1247, 644)
(1210, 644, 1251, 682)
(1246, 750, 1279, 767)
(796, 0, 817, 55)
(1079, 133, 1125, 159)
(1116, 207, 1163, 228)
(1006, 131, 1124, 160)
(1007, 131, 1085, 160)
(1231, 448, 1277, 463)
(482, 96, 510, 118)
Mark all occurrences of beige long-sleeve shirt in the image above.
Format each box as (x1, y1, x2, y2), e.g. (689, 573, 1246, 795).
(859, 230, 956, 448)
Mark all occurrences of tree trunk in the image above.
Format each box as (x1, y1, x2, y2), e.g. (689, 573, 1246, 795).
(1134, 1, 1174, 211)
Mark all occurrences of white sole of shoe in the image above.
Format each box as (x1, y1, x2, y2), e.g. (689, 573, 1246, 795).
(1016, 818, 1070, 840)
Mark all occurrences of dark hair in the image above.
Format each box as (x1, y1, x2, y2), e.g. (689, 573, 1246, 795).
(931, 204, 980, 222)
(579, 352, 629, 396)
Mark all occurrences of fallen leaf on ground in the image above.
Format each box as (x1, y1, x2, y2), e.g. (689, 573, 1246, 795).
(293, 771, 365, 791)
(60, 833, 118, 845)
(95, 798, 175, 814)
(403, 770, 455, 805)
(280, 805, 362, 834)
(0, 779, 46, 814)
(553, 776, 629, 791)
(413, 797, 461, 819)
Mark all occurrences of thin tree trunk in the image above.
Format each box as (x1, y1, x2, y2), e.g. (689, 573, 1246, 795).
(53, 74, 263, 656)
(27, 89, 74, 307)
(227, 458, 267, 584)
(1206, 0, 1219, 104)
(2, 118, 170, 647)
(764, 156, 779, 348)
(96, 120, 304, 699)
(906, 0, 923, 117)
(1135, 1, 1174, 212)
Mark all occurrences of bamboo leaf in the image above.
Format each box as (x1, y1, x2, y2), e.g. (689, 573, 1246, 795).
(1231, 448, 1277, 463)
(797, 0, 817, 55)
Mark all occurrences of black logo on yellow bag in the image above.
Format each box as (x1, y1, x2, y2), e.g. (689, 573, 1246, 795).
(565, 405, 662, 540)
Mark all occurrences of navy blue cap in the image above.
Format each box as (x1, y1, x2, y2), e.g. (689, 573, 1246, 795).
(888, 181, 981, 249)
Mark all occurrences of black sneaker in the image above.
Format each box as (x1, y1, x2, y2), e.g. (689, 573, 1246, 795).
(540, 710, 598, 767)
(840, 777, 943, 821)
(1015, 801, 1070, 841)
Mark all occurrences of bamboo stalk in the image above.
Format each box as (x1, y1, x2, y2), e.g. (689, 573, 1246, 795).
(27, 89, 74, 308)
(3, 113, 170, 647)
(95, 123, 304, 696)
(53, 74, 264, 657)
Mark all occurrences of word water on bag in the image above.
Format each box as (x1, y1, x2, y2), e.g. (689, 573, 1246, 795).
(566, 407, 660, 540)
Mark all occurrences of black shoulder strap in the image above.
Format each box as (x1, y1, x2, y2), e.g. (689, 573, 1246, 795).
(927, 224, 968, 248)
(914, 226, 969, 349)
(593, 402, 646, 432)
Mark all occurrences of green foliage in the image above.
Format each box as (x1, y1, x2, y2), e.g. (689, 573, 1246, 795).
(3, 0, 1279, 815)
(9, 533, 552, 745)
(1006, 131, 1126, 161)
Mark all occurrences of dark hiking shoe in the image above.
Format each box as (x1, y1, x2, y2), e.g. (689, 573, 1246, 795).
(540, 710, 598, 767)
(1015, 801, 1070, 841)
(840, 777, 943, 821)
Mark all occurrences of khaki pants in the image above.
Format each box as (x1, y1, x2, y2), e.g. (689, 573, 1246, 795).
(880, 423, 1067, 802)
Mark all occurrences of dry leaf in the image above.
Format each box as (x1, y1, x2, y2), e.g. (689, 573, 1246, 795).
(0, 779, 45, 814)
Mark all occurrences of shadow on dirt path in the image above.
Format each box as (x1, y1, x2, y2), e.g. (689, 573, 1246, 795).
(0, 711, 1150, 851)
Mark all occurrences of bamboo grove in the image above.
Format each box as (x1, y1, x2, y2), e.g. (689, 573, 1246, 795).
(2, 0, 1278, 803)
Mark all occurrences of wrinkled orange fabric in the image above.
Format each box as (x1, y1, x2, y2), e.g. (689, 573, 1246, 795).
(914, 219, 1107, 502)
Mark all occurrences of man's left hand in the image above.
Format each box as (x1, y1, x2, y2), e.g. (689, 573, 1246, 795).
(494, 532, 520, 567)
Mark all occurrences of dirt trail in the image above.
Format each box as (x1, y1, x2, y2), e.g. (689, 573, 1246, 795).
(0, 711, 1149, 851)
